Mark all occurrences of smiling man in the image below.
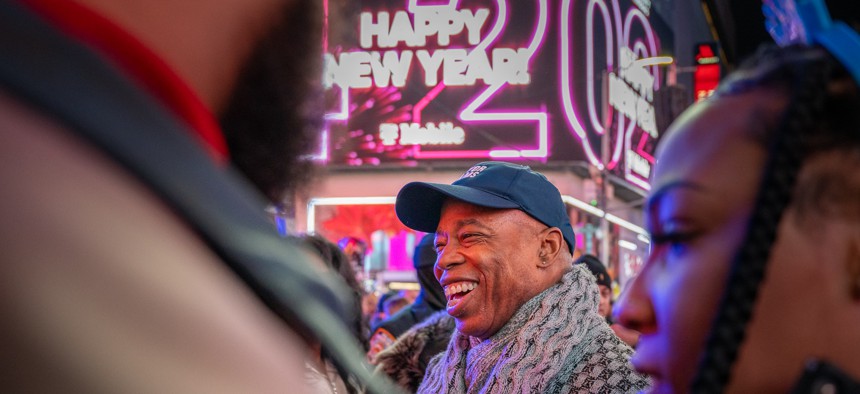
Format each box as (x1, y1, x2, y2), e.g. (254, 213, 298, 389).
(395, 161, 649, 393)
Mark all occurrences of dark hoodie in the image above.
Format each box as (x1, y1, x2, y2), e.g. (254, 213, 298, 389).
(367, 234, 445, 359)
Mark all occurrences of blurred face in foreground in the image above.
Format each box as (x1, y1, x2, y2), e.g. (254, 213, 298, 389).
(220, 0, 324, 202)
(615, 88, 860, 393)
(433, 200, 561, 339)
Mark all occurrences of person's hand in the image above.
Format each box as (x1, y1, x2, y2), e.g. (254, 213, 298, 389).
(611, 323, 641, 348)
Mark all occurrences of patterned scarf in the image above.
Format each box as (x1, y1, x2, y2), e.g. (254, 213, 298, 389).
(418, 265, 649, 393)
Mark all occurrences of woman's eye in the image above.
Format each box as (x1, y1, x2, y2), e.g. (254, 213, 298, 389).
(651, 232, 694, 257)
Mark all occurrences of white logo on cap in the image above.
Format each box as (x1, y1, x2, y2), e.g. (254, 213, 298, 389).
(460, 165, 488, 179)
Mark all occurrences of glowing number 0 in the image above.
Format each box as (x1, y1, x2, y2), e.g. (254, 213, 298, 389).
(560, 0, 659, 174)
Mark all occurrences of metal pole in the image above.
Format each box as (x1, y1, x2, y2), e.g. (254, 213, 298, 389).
(600, 69, 611, 265)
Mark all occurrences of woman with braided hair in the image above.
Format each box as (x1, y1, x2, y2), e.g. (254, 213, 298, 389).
(614, 1, 860, 392)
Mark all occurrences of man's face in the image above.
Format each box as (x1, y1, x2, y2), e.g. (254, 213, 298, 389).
(433, 200, 548, 339)
(597, 284, 612, 319)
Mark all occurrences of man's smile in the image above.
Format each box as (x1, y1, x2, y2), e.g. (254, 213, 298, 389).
(442, 280, 479, 312)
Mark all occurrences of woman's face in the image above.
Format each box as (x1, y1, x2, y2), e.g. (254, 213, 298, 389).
(615, 89, 859, 393)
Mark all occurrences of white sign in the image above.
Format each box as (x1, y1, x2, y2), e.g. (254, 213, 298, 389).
(324, 7, 531, 89)
(379, 122, 466, 146)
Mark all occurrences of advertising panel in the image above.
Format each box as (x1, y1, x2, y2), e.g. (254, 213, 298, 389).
(321, 0, 672, 190)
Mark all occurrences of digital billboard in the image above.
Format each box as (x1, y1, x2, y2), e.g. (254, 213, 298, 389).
(320, 0, 672, 190)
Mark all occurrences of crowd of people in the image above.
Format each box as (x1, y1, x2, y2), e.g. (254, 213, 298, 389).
(3, 0, 860, 392)
(304, 197, 647, 392)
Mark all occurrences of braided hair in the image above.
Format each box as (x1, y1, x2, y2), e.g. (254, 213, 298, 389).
(690, 45, 860, 393)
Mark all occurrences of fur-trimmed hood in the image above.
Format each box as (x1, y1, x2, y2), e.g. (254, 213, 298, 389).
(373, 311, 455, 392)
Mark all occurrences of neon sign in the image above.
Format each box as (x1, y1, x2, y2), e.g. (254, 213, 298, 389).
(560, 0, 661, 189)
(324, 0, 549, 161)
(322, 0, 668, 190)
(694, 43, 720, 102)
(380, 122, 466, 146)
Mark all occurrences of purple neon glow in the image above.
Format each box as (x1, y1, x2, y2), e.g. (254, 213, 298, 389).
(624, 7, 659, 87)
(412, 0, 552, 160)
(327, 0, 549, 161)
(412, 82, 447, 123)
(626, 172, 652, 190)
(626, 132, 653, 189)
(323, 0, 330, 54)
(411, 0, 506, 160)
(415, 149, 492, 159)
(322, 0, 660, 172)
(459, 0, 551, 159)
(624, 22, 658, 188)
(325, 87, 350, 121)
(614, 38, 649, 170)
(472, 0, 505, 52)
(584, 0, 625, 170)
(620, 110, 652, 191)
(560, 0, 660, 178)
(632, 40, 647, 57)
(636, 132, 654, 161)
(308, 128, 330, 161)
(320, 0, 337, 162)
(586, 0, 613, 135)
(608, 0, 627, 169)
(561, 0, 602, 168)
(611, 0, 624, 47)
(408, 0, 459, 12)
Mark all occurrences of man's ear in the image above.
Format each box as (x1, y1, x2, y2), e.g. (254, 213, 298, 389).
(538, 227, 564, 266)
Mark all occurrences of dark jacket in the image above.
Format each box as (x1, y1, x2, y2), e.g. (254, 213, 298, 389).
(374, 311, 455, 393)
(368, 234, 446, 359)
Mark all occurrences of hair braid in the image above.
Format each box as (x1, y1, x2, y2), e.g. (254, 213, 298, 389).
(690, 59, 833, 393)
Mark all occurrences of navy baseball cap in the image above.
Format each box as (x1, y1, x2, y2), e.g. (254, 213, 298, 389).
(395, 161, 576, 253)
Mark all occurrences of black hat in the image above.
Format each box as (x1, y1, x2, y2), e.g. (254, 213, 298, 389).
(413, 233, 446, 310)
(413, 233, 437, 269)
(395, 161, 575, 253)
(575, 254, 612, 288)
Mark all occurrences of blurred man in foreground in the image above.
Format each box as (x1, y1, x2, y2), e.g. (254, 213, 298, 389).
(0, 0, 395, 392)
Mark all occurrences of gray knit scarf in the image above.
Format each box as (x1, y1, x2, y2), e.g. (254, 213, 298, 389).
(417, 266, 650, 394)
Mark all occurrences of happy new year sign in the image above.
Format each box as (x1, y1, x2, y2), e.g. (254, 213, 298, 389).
(321, 0, 671, 191)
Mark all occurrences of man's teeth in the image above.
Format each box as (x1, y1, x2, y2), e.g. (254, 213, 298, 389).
(444, 282, 477, 297)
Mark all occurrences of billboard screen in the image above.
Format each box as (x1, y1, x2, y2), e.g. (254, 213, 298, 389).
(321, 0, 672, 190)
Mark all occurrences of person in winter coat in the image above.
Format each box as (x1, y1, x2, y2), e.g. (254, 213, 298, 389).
(367, 233, 447, 361)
